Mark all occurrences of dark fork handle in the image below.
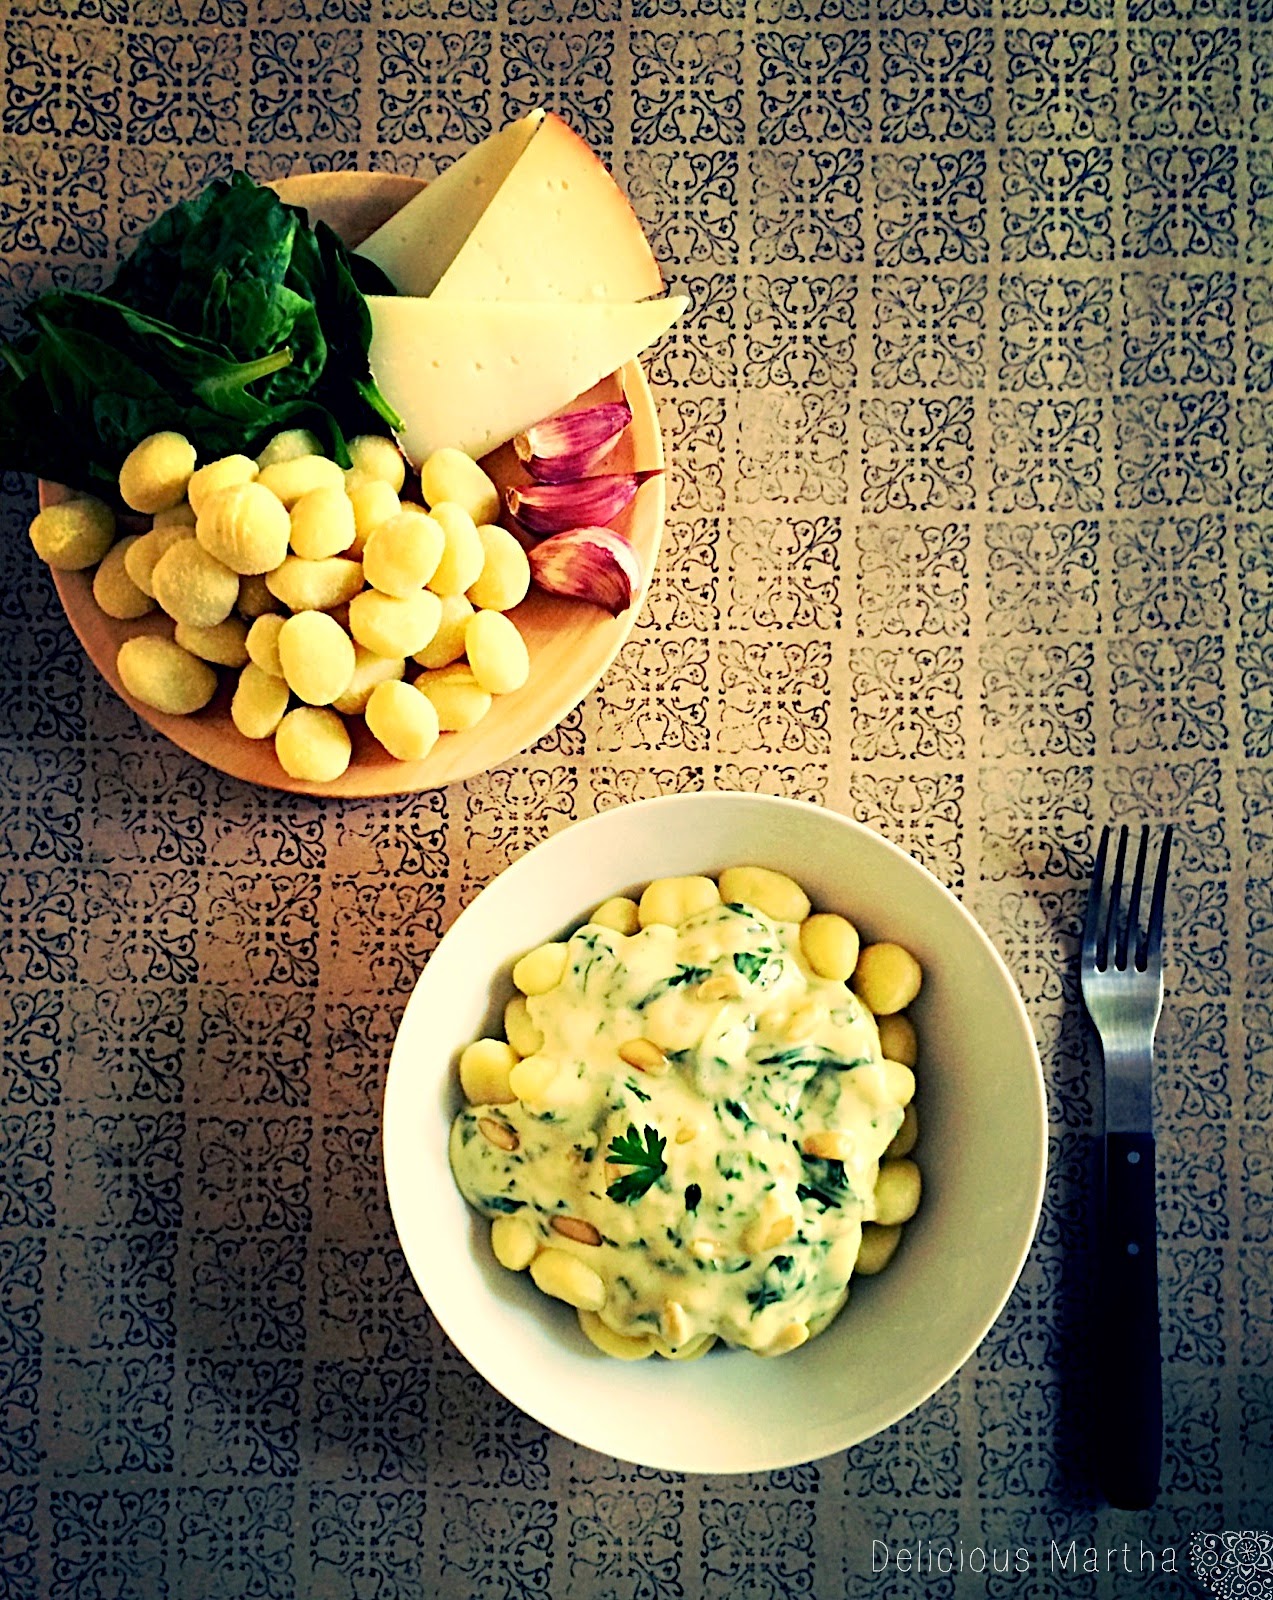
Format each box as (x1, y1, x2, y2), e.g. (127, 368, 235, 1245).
(1099, 1130, 1162, 1508)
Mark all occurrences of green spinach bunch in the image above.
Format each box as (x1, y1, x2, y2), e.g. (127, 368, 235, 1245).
(0, 172, 400, 495)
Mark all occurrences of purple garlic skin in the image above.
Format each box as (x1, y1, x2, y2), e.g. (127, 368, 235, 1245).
(506, 471, 659, 535)
(515, 399, 632, 484)
(527, 526, 643, 616)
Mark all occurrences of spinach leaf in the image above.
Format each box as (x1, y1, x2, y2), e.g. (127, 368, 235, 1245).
(634, 964, 712, 1010)
(797, 1156, 853, 1211)
(757, 1046, 871, 1073)
(569, 928, 621, 996)
(0, 171, 400, 494)
(747, 1253, 797, 1312)
(733, 950, 781, 987)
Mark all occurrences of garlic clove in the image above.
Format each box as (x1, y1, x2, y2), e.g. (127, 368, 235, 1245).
(505, 471, 659, 535)
(527, 526, 643, 616)
(514, 398, 633, 483)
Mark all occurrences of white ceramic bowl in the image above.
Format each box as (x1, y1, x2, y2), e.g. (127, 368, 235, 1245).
(383, 792, 1047, 1473)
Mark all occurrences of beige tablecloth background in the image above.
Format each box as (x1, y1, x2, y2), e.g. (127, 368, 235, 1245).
(0, 3, 1267, 1597)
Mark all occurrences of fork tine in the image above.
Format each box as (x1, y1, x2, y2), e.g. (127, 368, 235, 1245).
(1084, 825, 1111, 965)
(1120, 827, 1150, 971)
(1143, 824, 1173, 972)
(1106, 825, 1129, 970)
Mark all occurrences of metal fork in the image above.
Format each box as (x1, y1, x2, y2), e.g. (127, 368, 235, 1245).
(1080, 823, 1173, 1510)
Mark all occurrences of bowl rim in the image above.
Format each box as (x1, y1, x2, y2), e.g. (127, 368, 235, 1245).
(383, 791, 1050, 1472)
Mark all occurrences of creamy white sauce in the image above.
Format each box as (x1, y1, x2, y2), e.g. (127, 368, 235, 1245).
(450, 901, 909, 1355)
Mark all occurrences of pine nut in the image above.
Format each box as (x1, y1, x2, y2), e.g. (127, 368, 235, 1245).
(761, 1321, 809, 1357)
(478, 1117, 518, 1152)
(762, 1214, 794, 1250)
(742, 1195, 795, 1255)
(617, 1037, 669, 1074)
(697, 972, 744, 1003)
(551, 1215, 602, 1247)
(782, 1000, 825, 1043)
(802, 1130, 855, 1162)
(661, 1299, 691, 1347)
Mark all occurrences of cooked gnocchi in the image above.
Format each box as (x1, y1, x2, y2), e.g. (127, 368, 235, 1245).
(449, 868, 925, 1361)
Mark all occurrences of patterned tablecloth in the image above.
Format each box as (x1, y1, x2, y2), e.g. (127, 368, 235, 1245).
(0, 3, 1269, 1597)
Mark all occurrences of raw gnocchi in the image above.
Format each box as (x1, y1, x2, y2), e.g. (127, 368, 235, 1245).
(30, 432, 562, 781)
(117, 635, 217, 714)
(30, 497, 116, 571)
(117, 430, 195, 514)
(364, 679, 440, 762)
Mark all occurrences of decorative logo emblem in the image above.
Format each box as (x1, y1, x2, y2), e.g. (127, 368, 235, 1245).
(1191, 1532, 1273, 1599)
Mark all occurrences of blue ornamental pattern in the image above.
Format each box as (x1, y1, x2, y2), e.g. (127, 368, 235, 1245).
(0, 4, 1266, 1596)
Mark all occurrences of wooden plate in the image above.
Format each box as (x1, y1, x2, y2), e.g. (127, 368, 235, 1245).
(43, 170, 666, 796)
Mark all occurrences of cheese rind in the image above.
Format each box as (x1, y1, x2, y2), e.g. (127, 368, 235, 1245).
(356, 112, 545, 296)
(366, 295, 688, 465)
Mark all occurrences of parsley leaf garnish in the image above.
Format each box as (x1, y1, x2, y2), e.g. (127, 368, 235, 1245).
(606, 1124, 668, 1203)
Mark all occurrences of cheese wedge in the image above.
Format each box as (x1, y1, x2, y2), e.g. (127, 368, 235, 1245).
(357, 112, 545, 297)
(430, 114, 663, 303)
(366, 294, 687, 464)
(361, 112, 663, 304)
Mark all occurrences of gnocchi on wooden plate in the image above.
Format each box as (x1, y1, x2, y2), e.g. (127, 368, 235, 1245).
(32, 427, 534, 786)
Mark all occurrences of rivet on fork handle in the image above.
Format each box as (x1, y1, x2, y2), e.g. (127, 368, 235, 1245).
(1099, 1129, 1162, 1509)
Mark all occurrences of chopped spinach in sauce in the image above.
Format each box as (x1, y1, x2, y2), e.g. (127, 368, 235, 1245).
(450, 893, 912, 1356)
(733, 950, 783, 987)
